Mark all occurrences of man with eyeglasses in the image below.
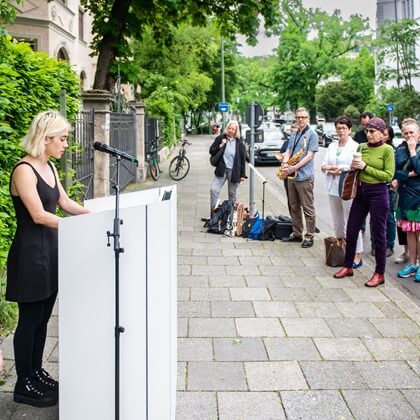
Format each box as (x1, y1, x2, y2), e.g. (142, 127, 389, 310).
(354, 111, 374, 144)
(280, 107, 319, 248)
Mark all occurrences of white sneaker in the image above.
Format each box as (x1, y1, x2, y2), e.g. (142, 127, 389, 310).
(394, 252, 409, 264)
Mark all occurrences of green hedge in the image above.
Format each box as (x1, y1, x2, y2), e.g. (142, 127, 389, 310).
(0, 35, 80, 283)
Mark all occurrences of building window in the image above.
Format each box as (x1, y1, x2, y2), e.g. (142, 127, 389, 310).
(13, 37, 38, 51)
(79, 9, 84, 41)
(57, 47, 69, 62)
(80, 71, 86, 90)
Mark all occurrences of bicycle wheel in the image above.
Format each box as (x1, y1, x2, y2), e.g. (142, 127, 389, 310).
(169, 156, 190, 181)
(149, 158, 160, 181)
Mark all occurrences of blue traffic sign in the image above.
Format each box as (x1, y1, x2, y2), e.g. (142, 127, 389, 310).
(218, 102, 229, 112)
(387, 103, 394, 112)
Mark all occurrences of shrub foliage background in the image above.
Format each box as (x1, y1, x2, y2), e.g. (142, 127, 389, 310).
(0, 35, 80, 279)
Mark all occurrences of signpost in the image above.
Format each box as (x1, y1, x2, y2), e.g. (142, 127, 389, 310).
(218, 102, 229, 113)
(246, 103, 264, 214)
(387, 103, 394, 125)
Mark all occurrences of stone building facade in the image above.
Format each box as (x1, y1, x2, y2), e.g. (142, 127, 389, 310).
(8, 0, 97, 90)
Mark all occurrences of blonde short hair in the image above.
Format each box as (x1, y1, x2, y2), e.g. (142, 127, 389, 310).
(401, 118, 419, 130)
(21, 110, 71, 157)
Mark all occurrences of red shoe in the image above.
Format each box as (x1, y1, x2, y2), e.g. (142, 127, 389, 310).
(333, 267, 354, 278)
(365, 272, 385, 287)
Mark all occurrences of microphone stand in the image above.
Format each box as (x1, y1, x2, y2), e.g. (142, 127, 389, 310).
(106, 154, 125, 420)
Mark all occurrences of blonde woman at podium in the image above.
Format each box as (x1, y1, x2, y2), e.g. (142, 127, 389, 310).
(6, 111, 91, 408)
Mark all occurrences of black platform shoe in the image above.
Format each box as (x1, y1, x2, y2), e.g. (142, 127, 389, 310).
(14, 376, 58, 407)
(34, 368, 59, 393)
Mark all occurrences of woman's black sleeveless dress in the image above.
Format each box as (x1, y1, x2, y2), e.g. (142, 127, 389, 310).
(6, 161, 60, 303)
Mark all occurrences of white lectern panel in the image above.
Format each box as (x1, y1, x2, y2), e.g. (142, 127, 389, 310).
(59, 186, 176, 420)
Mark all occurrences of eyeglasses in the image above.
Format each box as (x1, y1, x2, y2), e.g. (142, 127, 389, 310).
(365, 129, 378, 134)
(295, 116, 308, 120)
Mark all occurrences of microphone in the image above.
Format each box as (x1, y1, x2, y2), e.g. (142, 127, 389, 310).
(93, 141, 138, 163)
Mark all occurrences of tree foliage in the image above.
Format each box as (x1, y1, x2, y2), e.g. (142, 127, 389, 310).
(271, 0, 369, 121)
(231, 55, 277, 117)
(368, 86, 420, 123)
(316, 47, 375, 119)
(81, 0, 280, 90)
(125, 23, 239, 142)
(376, 18, 420, 88)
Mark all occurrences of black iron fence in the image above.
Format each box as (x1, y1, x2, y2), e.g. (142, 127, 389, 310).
(145, 116, 162, 153)
(71, 109, 95, 200)
(109, 109, 137, 193)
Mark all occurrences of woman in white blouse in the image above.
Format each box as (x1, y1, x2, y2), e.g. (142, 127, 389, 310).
(321, 116, 363, 268)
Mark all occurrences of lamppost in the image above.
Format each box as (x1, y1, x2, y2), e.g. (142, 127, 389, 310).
(221, 37, 225, 128)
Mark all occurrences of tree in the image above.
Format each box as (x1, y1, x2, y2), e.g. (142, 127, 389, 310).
(81, 0, 280, 90)
(339, 47, 375, 111)
(231, 55, 277, 117)
(271, 0, 369, 121)
(376, 18, 420, 88)
(316, 82, 354, 120)
(125, 23, 225, 143)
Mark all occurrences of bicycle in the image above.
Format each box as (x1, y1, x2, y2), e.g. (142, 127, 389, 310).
(169, 138, 191, 181)
(146, 137, 162, 181)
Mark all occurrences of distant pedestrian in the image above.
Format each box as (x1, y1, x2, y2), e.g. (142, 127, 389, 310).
(280, 108, 319, 248)
(321, 116, 363, 268)
(6, 111, 91, 407)
(334, 117, 395, 287)
(208, 120, 246, 217)
(394, 119, 420, 282)
(354, 111, 374, 144)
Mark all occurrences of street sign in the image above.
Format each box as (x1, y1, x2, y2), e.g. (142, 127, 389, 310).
(246, 103, 264, 128)
(387, 103, 394, 112)
(218, 102, 229, 112)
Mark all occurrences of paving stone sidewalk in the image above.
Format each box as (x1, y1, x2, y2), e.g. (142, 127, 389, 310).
(1, 134, 419, 419)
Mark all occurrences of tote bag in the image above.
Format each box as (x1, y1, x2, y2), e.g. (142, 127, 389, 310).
(338, 170, 359, 201)
(324, 237, 346, 267)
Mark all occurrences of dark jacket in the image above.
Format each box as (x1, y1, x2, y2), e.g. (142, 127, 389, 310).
(395, 142, 420, 222)
(209, 134, 246, 183)
(354, 129, 367, 144)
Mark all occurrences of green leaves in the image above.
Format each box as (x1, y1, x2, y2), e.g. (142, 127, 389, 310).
(376, 18, 420, 88)
(271, 2, 370, 119)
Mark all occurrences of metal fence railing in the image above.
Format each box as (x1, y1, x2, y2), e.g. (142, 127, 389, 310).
(109, 109, 137, 192)
(72, 109, 95, 200)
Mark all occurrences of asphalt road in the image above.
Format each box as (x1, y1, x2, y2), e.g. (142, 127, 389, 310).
(254, 146, 420, 304)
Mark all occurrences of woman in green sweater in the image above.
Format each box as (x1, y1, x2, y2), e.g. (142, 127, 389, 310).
(334, 117, 395, 287)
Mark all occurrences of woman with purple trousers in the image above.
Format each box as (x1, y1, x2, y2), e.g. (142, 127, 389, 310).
(334, 117, 395, 287)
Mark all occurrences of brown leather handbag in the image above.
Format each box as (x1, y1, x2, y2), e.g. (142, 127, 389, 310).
(324, 237, 346, 267)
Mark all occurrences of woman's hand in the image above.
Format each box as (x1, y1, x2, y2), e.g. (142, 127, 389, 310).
(328, 167, 342, 176)
(407, 138, 418, 155)
(391, 179, 399, 189)
(220, 138, 227, 148)
(351, 159, 367, 170)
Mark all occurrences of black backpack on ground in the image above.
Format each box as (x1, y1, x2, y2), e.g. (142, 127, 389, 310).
(206, 200, 233, 234)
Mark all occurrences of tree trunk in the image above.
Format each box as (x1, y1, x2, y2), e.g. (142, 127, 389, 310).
(92, 0, 133, 90)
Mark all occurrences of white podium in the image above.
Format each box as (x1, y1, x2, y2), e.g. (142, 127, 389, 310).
(58, 186, 177, 420)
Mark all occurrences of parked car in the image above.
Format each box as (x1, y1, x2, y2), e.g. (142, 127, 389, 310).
(244, 126, 285, 164)
(317, 122, 338, 147)
(392, 125, 404, 148)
